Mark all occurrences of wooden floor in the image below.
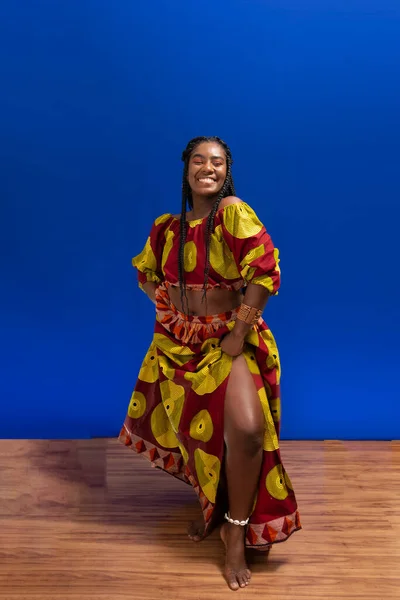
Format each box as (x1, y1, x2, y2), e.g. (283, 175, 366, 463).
(0, 440, 399, 599)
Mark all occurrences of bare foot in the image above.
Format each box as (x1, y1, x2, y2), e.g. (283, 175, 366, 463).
(220, 522, 251, 590)
(187, 519, 207, 542)
(188, 503, 225, 542)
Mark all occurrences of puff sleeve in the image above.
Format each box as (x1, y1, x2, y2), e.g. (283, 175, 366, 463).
(131, 213, 172, 290)
(220, 202, 281, 295)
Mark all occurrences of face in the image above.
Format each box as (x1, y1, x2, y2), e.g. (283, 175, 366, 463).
(187, 142, 227, 198)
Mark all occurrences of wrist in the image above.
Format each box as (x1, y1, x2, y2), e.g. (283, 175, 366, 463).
(237, 302, 262, 325)
(231, 321, 249, 340)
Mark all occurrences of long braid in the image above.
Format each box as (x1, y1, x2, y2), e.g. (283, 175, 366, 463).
(179, 136, 236, 312)
(203, 158, 235, 301)
(179, 163, 190, 314)
(179, 138, 206, 312)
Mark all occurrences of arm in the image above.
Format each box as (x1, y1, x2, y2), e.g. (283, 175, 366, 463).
(142, 281, 158, 304)
(221, 284, 271, 356)
(132, 214, 172, 303)
(219, 199, 280, 356)
(231, 283, 270, 339)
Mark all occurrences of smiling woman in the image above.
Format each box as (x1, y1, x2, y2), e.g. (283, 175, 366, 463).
(119, 136, 301, 591)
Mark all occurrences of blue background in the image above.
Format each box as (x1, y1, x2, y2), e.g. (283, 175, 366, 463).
(1, 1, 399, 439)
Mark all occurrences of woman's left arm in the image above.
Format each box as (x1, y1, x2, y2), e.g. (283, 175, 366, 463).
(219, 199, 280, 357)
(221, 284, 270, 356)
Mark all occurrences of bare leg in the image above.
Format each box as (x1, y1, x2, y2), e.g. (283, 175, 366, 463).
(221, 354, 264, 590)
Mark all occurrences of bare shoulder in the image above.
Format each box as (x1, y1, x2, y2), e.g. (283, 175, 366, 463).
(219, 196, 243, 209)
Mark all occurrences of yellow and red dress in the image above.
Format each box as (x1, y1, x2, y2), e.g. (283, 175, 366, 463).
(119, 201, 301, 548)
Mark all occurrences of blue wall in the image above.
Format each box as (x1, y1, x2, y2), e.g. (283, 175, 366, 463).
(0, 1, 399, 439)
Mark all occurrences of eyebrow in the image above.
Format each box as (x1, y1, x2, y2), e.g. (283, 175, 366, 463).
(191, 153, 225, 160)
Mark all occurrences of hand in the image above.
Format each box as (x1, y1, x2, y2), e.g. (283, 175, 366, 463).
(220, 331, 245, 357)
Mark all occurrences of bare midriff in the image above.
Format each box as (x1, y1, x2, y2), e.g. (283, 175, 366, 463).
(167, 286, 243, 316)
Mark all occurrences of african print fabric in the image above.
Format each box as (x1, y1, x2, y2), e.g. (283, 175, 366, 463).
(119, 201, 301, 548)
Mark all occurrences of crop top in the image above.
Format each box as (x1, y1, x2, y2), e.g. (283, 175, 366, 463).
(132, 201, 280, 295)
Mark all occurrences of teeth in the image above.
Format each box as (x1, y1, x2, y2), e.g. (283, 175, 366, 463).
(199, 178, 215, 183)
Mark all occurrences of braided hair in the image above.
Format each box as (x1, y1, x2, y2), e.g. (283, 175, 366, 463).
(179, 136, 236, 313)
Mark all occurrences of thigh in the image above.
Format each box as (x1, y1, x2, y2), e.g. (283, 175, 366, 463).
(224, 354, 264, 437)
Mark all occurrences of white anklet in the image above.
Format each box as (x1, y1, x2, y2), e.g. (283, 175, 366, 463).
(224, 512, 249, 526)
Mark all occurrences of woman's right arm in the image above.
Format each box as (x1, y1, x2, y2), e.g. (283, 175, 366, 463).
(131, 213, 173, 304)
(142, 281, 158, 304)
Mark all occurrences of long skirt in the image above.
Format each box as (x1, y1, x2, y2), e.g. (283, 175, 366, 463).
(119, 283, 301, 549)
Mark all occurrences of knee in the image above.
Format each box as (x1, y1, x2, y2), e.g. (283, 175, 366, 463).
(236, 424, 264, 457)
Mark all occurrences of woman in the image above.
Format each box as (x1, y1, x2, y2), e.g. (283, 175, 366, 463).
(119, 136, 301, 590)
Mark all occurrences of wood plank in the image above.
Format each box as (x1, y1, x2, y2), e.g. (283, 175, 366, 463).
(0, 439, 399, 599)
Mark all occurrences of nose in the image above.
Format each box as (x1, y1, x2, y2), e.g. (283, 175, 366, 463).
(201, 160, 214, 174)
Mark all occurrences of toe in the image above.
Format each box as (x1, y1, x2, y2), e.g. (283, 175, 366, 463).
(226, 571, 240, 591)
(240, 569, 251, 587)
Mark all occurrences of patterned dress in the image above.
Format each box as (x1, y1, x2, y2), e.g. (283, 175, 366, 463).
(119, 201, 301, 548)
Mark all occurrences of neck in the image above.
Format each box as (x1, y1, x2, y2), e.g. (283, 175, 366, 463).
(190, 194, 220, 219)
